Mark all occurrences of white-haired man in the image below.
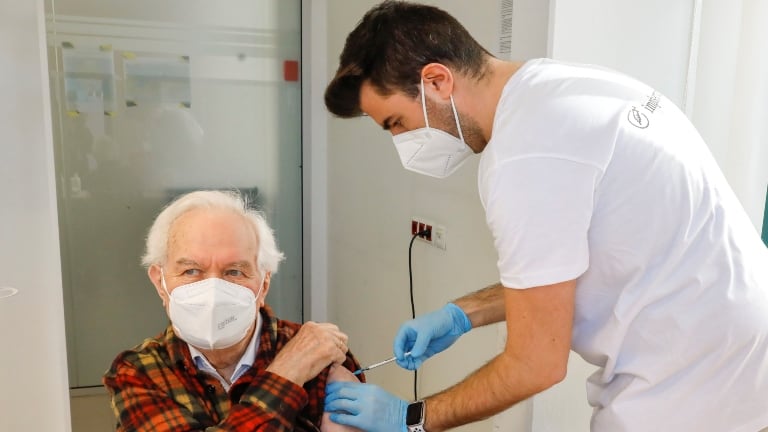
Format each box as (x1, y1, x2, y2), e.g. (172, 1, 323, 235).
(104, 190, 362, 431)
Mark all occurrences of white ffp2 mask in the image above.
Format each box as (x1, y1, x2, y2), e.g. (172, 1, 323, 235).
(162, 270, 260, 350)
(392, 79, 472, 178)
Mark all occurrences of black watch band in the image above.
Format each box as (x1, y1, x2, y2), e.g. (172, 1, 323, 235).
(406, 400, 426, 432)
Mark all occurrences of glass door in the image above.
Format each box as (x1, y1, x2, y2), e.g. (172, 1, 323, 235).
(45, 0, 303, 394)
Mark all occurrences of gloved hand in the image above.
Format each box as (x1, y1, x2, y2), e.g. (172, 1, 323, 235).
(393, 302, 472, 370)
(324, 382, 407, 432)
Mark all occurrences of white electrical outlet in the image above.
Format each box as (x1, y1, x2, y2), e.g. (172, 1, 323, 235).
(431, 225, 447, 250)
(410, 217, 447, 250)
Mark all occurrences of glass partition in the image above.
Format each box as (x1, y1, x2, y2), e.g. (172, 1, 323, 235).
(46, 0, 303, 392)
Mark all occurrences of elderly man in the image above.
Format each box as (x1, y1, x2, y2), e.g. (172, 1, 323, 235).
(104, 190, 362, 431)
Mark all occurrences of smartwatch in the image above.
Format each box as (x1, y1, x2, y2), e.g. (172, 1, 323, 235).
(406, 400, 426, 432)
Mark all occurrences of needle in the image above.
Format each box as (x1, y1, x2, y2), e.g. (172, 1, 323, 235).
(352, 352, 411, 375)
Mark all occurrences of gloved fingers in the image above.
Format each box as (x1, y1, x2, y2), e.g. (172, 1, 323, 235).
(324, 398, 361, 416)
(393, 325, 417, 359)
(395, 356, 412, 370)
(394, 330, 425, 370)
(328, 412, 365, 429)
(408, 329, 433, 359)
(396, 355, 422, 370)
(324, 381, 361, 402)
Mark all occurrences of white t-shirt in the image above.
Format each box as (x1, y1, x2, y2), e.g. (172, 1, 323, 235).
(478, 58, 768, 432)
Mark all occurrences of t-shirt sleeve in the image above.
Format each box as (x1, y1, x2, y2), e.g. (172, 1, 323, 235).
(483, 156, 601, 288)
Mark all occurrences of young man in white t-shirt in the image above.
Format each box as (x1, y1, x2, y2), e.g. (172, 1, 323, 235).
(322, 2, 768, 431)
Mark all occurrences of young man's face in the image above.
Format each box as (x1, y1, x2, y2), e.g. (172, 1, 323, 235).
(359, 81, 426, 136)
(359, 80, 483, 152)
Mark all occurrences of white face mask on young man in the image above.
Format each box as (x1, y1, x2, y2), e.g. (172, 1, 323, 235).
(161, 269, 263, 350)
(392, 78, 473, 178)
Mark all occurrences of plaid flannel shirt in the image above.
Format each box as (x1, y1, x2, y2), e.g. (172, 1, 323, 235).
(103, 305, 363, 431)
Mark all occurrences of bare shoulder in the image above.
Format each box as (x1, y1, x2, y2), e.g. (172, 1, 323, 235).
(327, 363, 359, 383)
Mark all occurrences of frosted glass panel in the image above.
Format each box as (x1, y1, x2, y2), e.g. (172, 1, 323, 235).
(46, 0, 302, 388)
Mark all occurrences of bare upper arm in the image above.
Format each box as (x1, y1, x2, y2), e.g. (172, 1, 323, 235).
(326, 363, 360, 384)
(502, 279, 576, 388)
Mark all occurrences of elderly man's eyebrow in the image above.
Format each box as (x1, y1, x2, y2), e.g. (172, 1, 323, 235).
(174, 259, 254, 270)
(228, 261, 254, 269)
(175, 258, 199, 267)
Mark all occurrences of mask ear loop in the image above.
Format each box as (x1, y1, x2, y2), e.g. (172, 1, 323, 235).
(449, 94, 465, 143)
(422, 77, 465, 143)
(159, 267, 174, 309)
(253, 268, 269, 304)
(160, 267, 170, 296)
(419, 78, 430, 129)
(252, 270, 267, 337)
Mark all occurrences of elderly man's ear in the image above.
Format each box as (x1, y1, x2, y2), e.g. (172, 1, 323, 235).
(147, 265, 169, 307)
(257, 271, 272, 308)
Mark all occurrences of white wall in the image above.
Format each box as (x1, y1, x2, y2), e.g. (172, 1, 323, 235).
(549, 0, 694, 105)
(0, 0, 72, 430)
(690, 0, 768, 230)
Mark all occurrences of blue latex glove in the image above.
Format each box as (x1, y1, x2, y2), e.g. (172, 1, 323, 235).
(394, 302, 472, 370)
(324, 381, 407, 432)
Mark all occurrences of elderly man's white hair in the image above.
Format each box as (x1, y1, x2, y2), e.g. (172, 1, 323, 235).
(142, 190, 285, 273)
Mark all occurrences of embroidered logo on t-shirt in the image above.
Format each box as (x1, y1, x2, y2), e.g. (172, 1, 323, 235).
(628, 107, 649, 129)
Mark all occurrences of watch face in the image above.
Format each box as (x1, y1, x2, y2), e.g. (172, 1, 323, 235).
(406, 401, 424, 425)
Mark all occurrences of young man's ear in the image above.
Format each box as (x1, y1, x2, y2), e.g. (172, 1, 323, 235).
(420, 63, 454, 99)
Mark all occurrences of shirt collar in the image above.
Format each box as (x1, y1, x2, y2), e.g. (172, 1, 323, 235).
(187, 311, 263, 391)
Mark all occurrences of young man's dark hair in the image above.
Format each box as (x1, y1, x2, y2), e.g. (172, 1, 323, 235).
(325, 0, 491, 118)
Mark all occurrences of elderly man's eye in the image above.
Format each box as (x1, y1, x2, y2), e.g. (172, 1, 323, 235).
(182, 269, 201, 276)
(224, 269, 244, 277)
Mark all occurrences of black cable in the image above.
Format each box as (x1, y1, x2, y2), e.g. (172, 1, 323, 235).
(408, 228, 430, 401)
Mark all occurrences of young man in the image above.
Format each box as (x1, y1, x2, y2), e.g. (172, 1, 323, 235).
(104, 190, 361, 431)
(323, 1, 768, 431)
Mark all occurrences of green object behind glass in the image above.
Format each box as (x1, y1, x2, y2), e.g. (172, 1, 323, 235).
(763, 186, 768, 247)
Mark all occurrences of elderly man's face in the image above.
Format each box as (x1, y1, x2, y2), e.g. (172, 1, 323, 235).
(150, 208, 269, 309)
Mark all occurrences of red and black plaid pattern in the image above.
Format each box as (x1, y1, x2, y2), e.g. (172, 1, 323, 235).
(103, 305, 362, 431)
